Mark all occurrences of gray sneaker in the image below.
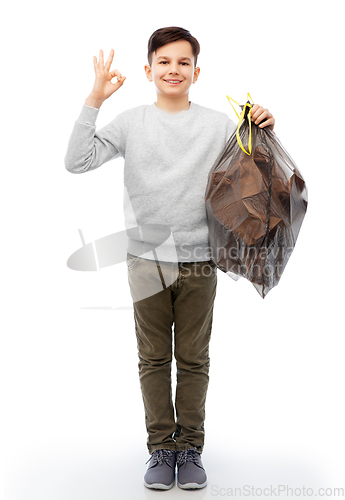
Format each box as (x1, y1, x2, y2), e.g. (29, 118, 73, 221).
(176, 447, 207, 489)
(144, 449, 176, 489)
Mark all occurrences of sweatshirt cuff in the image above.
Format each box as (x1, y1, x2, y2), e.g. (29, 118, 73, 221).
(77, 104, 100, 126)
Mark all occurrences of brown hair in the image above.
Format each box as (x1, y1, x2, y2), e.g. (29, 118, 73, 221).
(147, 26, 200, 67)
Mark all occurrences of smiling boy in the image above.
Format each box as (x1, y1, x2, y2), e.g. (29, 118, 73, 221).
(65, 26, 275, 491)
(144, 38, 200, 114)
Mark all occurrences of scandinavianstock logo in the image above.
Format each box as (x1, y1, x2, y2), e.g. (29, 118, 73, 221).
(66, 186, 182, 306)
(66, 223, 180, 306)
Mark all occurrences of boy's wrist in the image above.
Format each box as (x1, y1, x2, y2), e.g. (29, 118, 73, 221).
(85, 94, 105, 109)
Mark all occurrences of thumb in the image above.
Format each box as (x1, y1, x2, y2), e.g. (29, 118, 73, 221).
(115, 75, 126, 86)
(110, 70, 124, 80)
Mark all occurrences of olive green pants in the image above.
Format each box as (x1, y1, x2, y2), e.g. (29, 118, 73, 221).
(126, 253, 217, 454)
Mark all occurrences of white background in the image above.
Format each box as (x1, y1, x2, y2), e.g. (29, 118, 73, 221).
(2, 0, 344, 498)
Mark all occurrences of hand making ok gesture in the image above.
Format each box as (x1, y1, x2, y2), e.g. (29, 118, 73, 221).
(85, 49, 126, 108)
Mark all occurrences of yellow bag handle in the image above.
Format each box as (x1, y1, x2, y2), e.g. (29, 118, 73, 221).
(226, 93, 254, 156)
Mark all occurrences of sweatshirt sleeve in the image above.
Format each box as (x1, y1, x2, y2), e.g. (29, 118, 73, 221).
(64, 104, 127, 174)
(226, 117, 237, 141)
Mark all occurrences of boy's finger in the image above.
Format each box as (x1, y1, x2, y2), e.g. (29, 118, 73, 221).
(99, 49, 104, 67)
(110, 69, 122, 80)
(250, 106, 263, 121)
(116, 76, 126, 86)
(111, 76, 126, 91)
(93, 56, 98, 73)
(250, 104, 260, 119)
(255, 110, 269, 123)
(105, 49, 114, 72)
(251, 107, 269, 123)
(259, 117, 275, 129)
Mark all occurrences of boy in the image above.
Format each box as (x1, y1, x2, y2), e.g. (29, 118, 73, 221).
(64, 26, 275, 490)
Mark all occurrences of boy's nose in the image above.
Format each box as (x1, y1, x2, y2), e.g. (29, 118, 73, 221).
(169, 63, 179, 74)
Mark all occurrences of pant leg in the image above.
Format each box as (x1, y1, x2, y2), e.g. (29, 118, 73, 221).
(172, 260, 218, 454)
(127, 253, 177, 454)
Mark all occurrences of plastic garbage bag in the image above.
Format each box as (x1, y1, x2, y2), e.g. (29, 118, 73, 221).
(205, 94, 308, 298)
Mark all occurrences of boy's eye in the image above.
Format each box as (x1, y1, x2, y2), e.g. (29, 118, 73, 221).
(159, 61, 189, 65)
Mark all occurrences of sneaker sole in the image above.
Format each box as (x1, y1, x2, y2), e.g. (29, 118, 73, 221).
(177, 480, 207, 489)
(144, 480, 174, 490)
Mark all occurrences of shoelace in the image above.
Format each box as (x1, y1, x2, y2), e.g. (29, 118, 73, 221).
(145, 449, 175, 468)
(176, 447, 203, 468)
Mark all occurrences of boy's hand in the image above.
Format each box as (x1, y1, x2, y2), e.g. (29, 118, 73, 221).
(85, 49, 126, 108)
(250, 104, 275, 132)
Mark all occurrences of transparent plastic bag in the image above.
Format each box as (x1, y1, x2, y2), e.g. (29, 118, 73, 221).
(205, 95, 308, 298)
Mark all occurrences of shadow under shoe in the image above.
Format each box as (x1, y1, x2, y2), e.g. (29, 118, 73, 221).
(176, 447, 207, 489)
(144, 449, 176, 490)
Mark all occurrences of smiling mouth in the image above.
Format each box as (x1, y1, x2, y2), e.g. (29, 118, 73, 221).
(163, 79, 183, 84)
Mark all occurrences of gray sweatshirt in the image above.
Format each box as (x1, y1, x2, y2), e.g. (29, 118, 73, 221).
(65, 102, 236, 262)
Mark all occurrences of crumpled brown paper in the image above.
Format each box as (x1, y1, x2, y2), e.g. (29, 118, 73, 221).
(205, 104, 308, 298)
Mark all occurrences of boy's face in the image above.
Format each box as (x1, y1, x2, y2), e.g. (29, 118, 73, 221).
(145, 40, 200, 99)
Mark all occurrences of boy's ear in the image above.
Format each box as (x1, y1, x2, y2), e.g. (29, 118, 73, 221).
(193, 66, 200, 84)
(144, 64, 153, 82)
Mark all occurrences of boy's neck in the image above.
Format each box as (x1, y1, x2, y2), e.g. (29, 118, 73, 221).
(154, 94, 191, 114)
